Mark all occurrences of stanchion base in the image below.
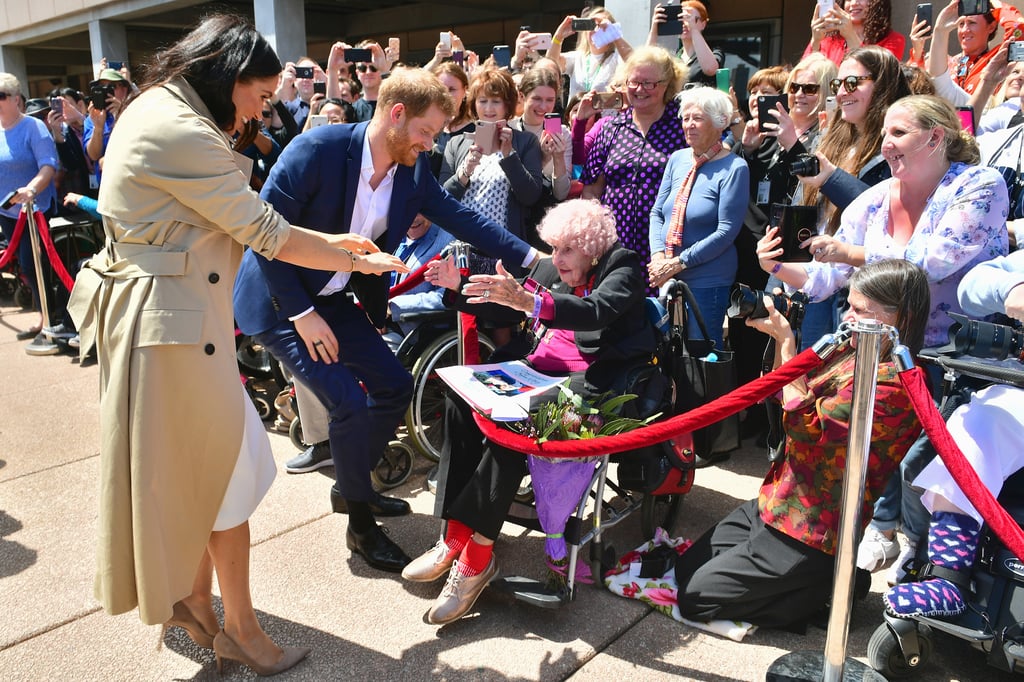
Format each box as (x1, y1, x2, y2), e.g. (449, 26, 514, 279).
(24, 335, 60, 356)
(766, 651, 886, 681)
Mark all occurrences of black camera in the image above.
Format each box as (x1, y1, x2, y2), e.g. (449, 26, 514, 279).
(789, 154, 820, 177)
(90, 84, 114, 110)
(937, 313, 1024, 361)
(727, 283, 808, 329)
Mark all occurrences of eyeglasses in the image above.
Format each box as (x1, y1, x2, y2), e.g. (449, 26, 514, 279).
(829, 75, 874, 95)
(788, 82, 821, 95)
(262, 111, 273, 118)
(356, 64, 378, 73)
(626, 79, 665, 91)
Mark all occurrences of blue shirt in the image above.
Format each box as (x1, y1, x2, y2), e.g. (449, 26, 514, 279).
(1, 115, 58, 218)
(83, 112, 115, 185)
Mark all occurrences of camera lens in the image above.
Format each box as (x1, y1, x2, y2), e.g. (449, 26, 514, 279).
(945, 313, 1024, 361)
(728, 284, 768, 319)
(789, 154, 820, 177)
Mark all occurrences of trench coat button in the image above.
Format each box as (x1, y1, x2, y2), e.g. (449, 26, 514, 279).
(204, 343, 215, 355)
(208, 272, 220, 284)
(271, 297, 281, 312)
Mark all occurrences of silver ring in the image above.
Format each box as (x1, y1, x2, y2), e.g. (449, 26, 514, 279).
(313, 340, 324, 346)
(483, 289, 490, 299)
(815, 248, 823, 256)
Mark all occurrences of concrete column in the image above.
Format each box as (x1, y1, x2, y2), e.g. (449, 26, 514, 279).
(606, 0, 659, 53)
(88, 20, 128, 81)
(0, 46, 28, 95)
(254, 0, 308, 65)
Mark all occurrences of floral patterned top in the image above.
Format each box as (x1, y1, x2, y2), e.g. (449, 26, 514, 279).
(801, 163, 1009, 348)
(582, 99, 687, 273)
(758, 350, 922, 556)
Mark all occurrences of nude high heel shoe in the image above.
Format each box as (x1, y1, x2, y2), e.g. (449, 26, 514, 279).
(159, 600, 218, 650)
(213, 630, 311, 676)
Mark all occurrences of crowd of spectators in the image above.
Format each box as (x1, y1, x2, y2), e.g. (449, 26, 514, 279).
(6, 0, 1024, 639)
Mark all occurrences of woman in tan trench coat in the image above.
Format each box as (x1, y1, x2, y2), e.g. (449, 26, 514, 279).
(68, 15, 405, 676)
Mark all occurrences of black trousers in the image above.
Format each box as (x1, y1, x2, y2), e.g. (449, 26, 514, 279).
(433, 395, 528, 540)
(674, 499, 835, 629)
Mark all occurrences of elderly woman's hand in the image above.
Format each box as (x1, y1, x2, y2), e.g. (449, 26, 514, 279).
(462, 260, 535, 312)
(648, 252, 683, 288)
(425, 256, 461, 291)
(770, 104, 800, 151)
(804, 234, 853, 266)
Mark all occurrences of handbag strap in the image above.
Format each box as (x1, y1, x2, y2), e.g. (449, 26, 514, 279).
(669, 279, 715, 350)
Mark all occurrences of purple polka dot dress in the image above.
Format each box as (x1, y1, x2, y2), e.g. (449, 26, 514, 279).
(582, 99, 687, 274)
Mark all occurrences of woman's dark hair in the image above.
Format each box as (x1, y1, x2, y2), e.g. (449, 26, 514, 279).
(806, 46, 910, 234)
(860, 0, 894, 46)
(518, 67, 560, 97)
(848, 259, 930, 357)
(134, 14, 282, 132)
(318, 97, 356, 123)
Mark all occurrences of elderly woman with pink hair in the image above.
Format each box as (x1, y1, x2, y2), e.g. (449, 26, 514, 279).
(407, 199, 660, 625)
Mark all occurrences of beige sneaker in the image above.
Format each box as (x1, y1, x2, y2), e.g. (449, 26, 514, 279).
(427, 556, 498, 625)
(402, 537, 457, 583)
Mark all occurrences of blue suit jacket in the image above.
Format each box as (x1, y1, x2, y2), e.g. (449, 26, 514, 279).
(234, 122, 532, 333)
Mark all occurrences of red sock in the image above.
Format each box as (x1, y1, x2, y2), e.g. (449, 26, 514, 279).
(444, 519, 472, 553)
(459, 538, 494, 576)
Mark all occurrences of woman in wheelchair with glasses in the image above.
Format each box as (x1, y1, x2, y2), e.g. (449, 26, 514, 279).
(409, 198, 660, 625)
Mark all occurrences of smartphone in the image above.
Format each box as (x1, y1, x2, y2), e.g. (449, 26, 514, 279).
(543, 112, 562, 136)
(592, 91, 623, 110)
(344, 48, 372, 63)
(732, 64, 750, 113)
(313, 81, 326, 95)
(774, 204, 818, 263)
(308, 115, 329, 129)
(916, 3, 933, 26)
(957, 106, 976, 135)
(817, 0, 835, 15)
(757, 95, 788, 132)
(532, 33, 553, 50)
(452, 50, 465, 67)
(107, 60, 124, 71)
(492, 45, 511, 69)
(294, 65, 314, 79)
(1, 190, 17, 210)
(958, 0, 990, 17)
(571, 17, 597, 32)
(715, 68, 730, 93)
(825, 95, 837, 115)
(440, 31, 452, 49)
(474, 119, 500, 154)
(49, 97, 64, 116)
(659, 3, 683, 36)
(1010, 41, 1024, 62)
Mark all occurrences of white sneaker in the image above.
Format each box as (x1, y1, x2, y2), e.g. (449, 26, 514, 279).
(857, 527, 900, 572)
(886, 538, 919, 586)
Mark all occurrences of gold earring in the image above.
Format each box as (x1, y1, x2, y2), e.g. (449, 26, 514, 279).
(592, 257, 599, 266)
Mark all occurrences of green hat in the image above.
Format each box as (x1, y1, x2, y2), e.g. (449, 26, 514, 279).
(94, 68, 127, 84)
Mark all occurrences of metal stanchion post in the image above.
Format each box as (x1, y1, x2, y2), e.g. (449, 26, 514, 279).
(766, 320, 889, 682)
(22, 199, 59, 356)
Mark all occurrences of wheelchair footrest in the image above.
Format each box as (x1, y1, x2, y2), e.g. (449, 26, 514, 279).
(490, 576, 571, 609)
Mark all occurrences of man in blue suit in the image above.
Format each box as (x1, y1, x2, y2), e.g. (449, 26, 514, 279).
(234, 68, 537, 572)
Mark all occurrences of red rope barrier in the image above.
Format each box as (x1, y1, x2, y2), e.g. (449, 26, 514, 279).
(472, 348, 826, 458)
(386, 255, 437, 298)
(34, 211, 75, 291)
(898, 366, 1024, 560)
(0, 210, 26, 270)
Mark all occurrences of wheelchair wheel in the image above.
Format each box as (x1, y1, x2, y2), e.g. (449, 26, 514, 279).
(289, 416, 305, 450)
(372, 440, 415, 490)
(867, 621, 932, 678)
(640, 493, 684, 539)
(406, 330, 494, 462)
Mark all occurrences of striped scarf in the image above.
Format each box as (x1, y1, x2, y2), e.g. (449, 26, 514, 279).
(665, 141, 722, 258)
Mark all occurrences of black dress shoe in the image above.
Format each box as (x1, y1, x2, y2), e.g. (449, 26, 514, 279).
(346, 525, 411, 572)
(331, 485, 411, 516)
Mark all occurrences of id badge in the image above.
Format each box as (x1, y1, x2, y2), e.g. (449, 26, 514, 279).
(756, 178, 771, 205)
(89, 173, 100, 190)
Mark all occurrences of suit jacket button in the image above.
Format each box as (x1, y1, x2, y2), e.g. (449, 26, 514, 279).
(271, 297, 281, 311)
(204, 343, 215, 355)
(208, 273, 220, 284)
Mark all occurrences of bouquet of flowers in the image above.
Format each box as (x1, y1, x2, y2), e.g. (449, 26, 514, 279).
(504, 384, 659, 444)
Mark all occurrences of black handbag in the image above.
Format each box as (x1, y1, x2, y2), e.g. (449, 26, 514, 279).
(664, 280, 740, 455)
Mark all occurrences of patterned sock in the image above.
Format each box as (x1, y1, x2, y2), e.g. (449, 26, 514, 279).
(459, 539, 494, 577)
(884, 511, 979, 618)
(444, 519, 473, 554)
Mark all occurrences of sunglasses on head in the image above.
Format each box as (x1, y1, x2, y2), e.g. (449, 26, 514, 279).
(788, 82, 821, 95)
(829, 75, 874, 95)
(356, 64, 378, 73)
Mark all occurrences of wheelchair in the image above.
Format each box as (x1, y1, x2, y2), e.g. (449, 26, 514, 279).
(868, 342, 1024, 678)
